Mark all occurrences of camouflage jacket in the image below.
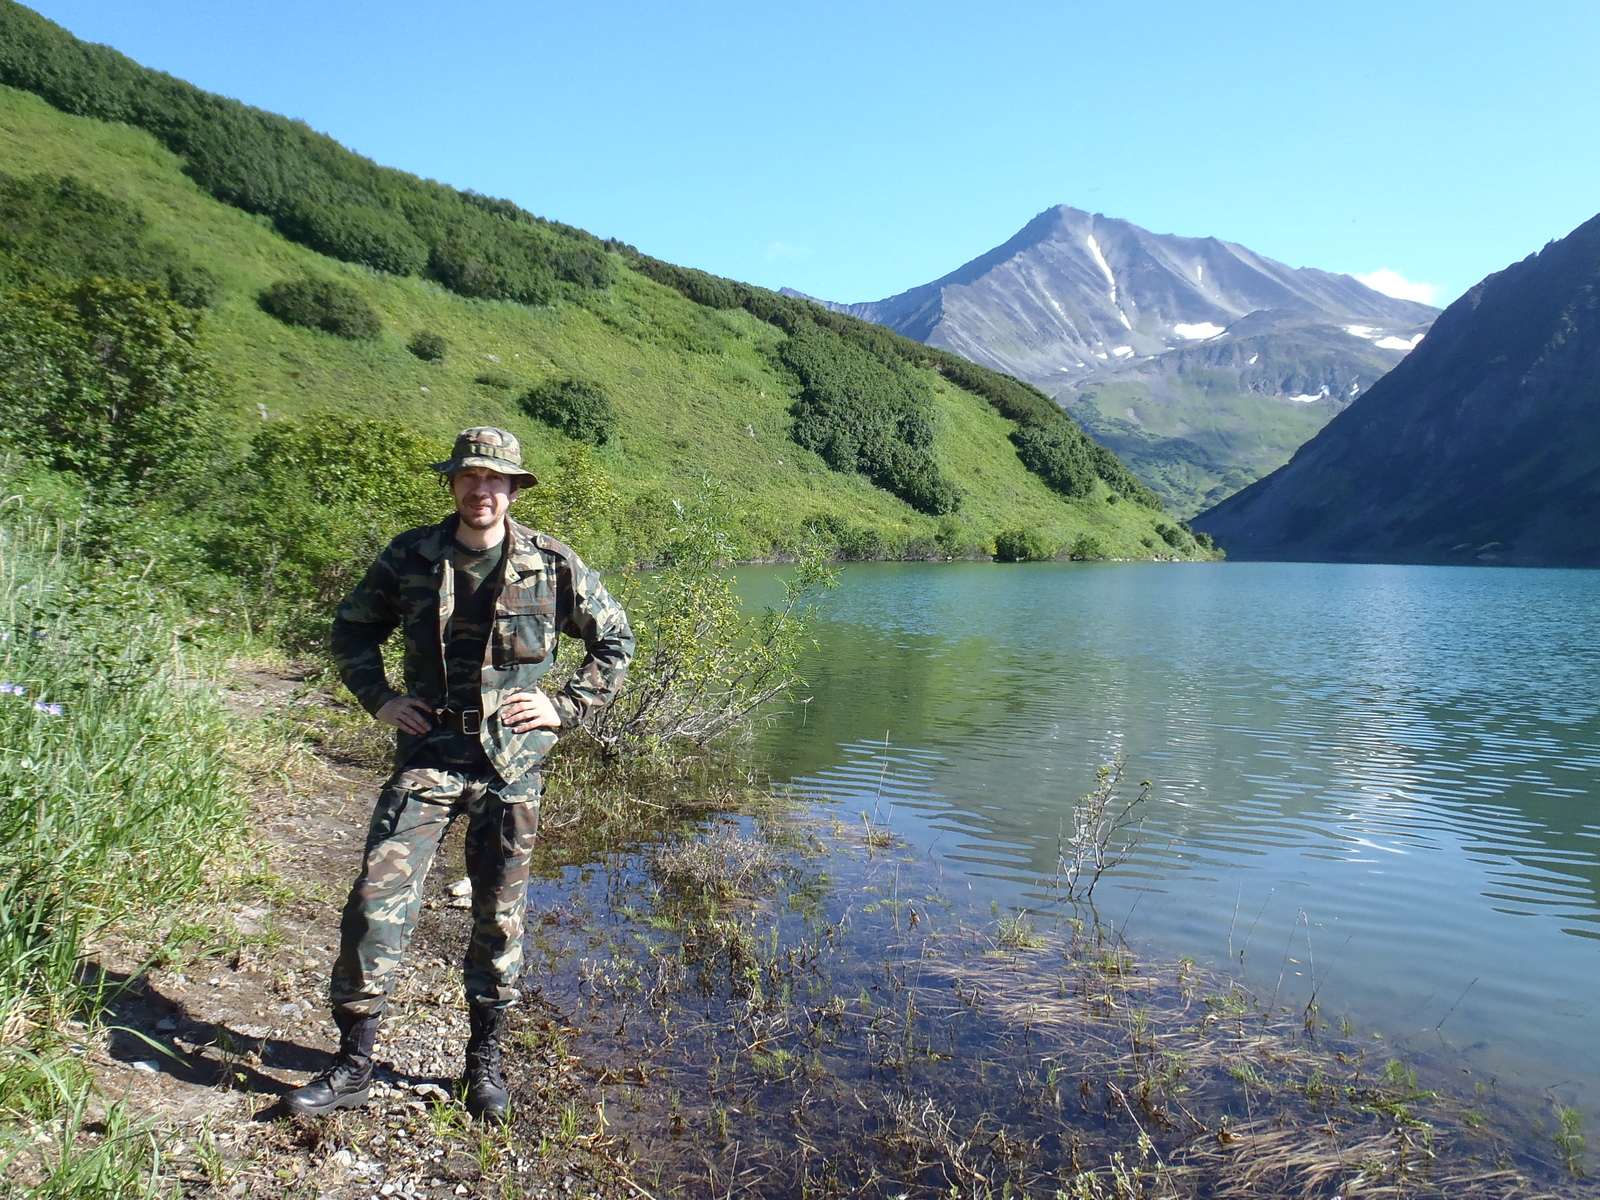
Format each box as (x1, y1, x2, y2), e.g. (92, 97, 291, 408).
(331, 516, 635, 783)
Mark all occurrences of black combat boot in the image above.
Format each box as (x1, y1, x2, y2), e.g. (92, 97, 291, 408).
(462, 1004, 512, 1124)
(283, 1010, 380, 1117)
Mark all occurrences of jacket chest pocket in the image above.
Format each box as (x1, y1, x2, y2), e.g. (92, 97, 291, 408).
(490, 589, 555, 666)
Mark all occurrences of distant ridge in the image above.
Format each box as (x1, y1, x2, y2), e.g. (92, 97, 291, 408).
(1194, 212, 1600, 567)
(798, 206, 1438, 514)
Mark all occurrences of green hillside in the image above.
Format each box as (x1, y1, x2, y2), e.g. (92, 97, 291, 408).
(1067, 376, 1341, 514)
(0, 1, 1212, 573)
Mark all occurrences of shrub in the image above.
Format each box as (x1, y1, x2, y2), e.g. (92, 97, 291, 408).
(628, 254, 1161, 509)
(1067, 532, 1107, 560)
(0, 277, 221, 492)
(0, 7, 615, 305)
(407, 330, 447, 361)
(0, 171, 220, 307)
(632, 258, 741, 309)
(258, 277, 381, 339)
(520, 444, 620, 566)
(206, 413, 448, 644)
(1194, 530, 1216, 552)
(994, 527, 1055, 562)
(520, 377, 617, 445)
(474, 369, 517, 390)
(1156, 522, 1190, 549)
(585, 481, 837, 758)
(1009, 424, 1097, 499)
(780, 318, 959, 516)
(275, 199, 427, 276)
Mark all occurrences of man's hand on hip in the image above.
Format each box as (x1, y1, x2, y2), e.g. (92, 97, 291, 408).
(376, 695, 435, 736)
(501, 690, 560, 734)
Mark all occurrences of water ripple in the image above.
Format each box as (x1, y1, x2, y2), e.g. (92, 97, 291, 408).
(747, 560, 1600, 1096)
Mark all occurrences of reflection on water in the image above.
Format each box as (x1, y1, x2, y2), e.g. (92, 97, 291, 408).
(744, 560, 1600, 1099)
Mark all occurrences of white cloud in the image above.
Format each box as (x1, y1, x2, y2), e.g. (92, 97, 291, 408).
(764, 241, 811, 261)
(1355, 268, 1441, 306)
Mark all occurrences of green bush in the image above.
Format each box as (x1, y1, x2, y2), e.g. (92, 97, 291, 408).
(0, 5, 612, 304)
(521, 378, 617, 445)
(1156, 522, 1190, 549)
(994, 527, 1055, 562)
(1010, 423, 1098, 499)
(780, 318, 959, 516)
(276, 198, 427, 276)
(586, 480, 837, 758)
(1067, 532, 1107, 560)
(407, 330, 447, 361)
(206, 413, 448, 644)
(630, 254, 1161, 510)
(0, 171, 220, 307)
(474, 369, 517, 390)
(0, 277, 221, 492)
(258, 277, 381, 339)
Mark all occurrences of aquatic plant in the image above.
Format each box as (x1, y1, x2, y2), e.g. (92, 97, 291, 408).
(1056, 756, 1152, 905)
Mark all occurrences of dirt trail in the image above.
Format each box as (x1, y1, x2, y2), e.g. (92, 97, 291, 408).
(82, 665, 634, 1200)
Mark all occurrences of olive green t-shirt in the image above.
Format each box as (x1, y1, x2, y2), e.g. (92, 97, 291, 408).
(445, 537, 504, 710)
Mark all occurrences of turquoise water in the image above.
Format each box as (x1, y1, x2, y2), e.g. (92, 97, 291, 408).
(745, 560, 1600, 1104)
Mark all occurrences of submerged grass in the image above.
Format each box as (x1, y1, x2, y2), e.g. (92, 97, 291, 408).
(512, 788, 1592, 1200)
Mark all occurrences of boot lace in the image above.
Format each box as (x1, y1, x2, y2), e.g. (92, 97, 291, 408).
(468, 1040, 506, 1091)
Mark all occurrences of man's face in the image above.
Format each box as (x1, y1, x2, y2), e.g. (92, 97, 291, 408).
(451, 466, 517, 530)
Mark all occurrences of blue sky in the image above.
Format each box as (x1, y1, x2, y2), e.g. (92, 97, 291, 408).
(25, 0, 1600, 307)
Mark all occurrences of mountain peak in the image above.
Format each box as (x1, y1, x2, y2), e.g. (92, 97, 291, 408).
(808, 206, 1437, 384)
(791, 207, 1440, 515)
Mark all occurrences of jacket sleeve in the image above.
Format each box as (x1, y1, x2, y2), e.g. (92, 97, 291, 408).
(550, 552, 636, 728)
(330, 542, 407, 717)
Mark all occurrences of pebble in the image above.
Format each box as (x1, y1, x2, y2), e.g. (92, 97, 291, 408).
(132, 1060, 160, 1074)
(445, 878, 472, 897)
(155, 1017, 178, 1032)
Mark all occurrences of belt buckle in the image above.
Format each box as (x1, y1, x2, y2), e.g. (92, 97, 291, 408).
(460, 708, 482, 735)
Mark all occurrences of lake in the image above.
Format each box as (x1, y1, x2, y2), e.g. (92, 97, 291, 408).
(743, 559, 1600, 1105)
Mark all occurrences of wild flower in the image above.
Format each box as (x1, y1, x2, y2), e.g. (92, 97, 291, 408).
(0, 682, 23, 695)
(33, 701, 62, 716)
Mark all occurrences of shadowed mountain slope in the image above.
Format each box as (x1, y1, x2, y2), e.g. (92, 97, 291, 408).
(1193, 213, 1600, 566)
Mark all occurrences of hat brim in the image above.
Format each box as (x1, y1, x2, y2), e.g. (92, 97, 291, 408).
(431, 454, 538, 488)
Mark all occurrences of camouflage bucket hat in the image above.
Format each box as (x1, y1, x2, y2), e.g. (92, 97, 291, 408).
(431, 426, 538, 488)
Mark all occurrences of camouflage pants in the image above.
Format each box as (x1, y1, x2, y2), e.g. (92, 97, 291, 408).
(330, 765, 542, 1017)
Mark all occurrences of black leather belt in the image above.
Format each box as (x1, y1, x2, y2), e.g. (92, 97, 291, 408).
(438, 705, 482, 735)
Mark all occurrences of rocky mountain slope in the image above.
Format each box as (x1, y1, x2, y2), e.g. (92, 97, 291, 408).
(1193, 212, 1600, 567)
(791, 206, 1438, 514)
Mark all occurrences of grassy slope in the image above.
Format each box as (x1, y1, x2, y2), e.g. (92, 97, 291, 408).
(1068, 377, 1342, 515)
(0, 82, 1194, 559)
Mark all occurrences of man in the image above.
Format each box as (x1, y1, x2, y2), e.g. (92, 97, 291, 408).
(284, 427, 634, 1124)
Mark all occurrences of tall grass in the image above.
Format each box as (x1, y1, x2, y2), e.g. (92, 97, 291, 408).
(0, 509, 249, 1196)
